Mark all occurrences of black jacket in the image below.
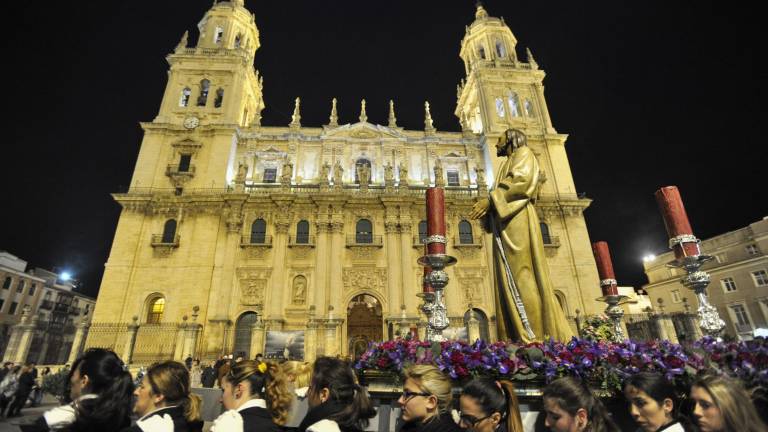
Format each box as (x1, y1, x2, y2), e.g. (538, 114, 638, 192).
(120, 406, 203, 432)
(200, 367, 216, 388)
(399, 413, 463, 432)
(240, 406, 282, 432)
(16, 371, 36, 394)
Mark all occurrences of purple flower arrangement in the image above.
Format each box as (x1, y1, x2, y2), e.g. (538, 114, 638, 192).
(355, 336, 768, 394)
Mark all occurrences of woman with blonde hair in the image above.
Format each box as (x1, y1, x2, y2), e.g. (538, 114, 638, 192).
(690, 373, 767, 432)
(398, 365, 461, 432)
(122, 360, 203, 432)
(282, 361, 313, 429)
(459, 377, 524, 432)
(211, 360, 293, 432)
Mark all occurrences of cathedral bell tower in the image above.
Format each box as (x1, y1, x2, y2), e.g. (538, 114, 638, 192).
(131, 0, 265, 192)
(455, 5, 556, 151)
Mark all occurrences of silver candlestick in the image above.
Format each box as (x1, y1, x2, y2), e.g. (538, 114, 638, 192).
(667, 235, 725, 337)
(597, 291, 630, 342)
(417, 253, 457, 342)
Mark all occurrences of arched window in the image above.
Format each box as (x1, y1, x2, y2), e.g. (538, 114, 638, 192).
(296, 220, 310, 244)
(418, 220, 428, 243)
(495, 40, 506, 58)
(478, 45, 486, 60)
(179, 87, 191, 107)
(525, 99, 535, 117)
(214, 88, 224, 108)
(495, 98, 505, 117)
(234, 34, 242, 48)
(197, 79, 210, 106)
(354, 158, 371, 184)
(2, 277, 10, 290)
(540, 222, 552, 244)
(161, 219, 177, 244)
(214, 26, 224, 44)
(507, 93, 520, 117)
(356, 219, 373, 244)
(463, 308, 490, 342)
(459, 220, 474, 244)
(146, 297, 165, 324)
(250, 219, 266, 244)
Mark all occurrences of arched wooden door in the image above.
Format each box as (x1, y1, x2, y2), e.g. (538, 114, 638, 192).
(233, 312, 258, 359)
(347, 294, 382, 359)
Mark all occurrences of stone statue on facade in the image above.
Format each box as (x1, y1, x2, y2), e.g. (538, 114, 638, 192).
(320, 161, 331, 185)
(292, 276, 306, 304)
(357, 163, 371, 186)
(398, 162, 409, 187)
(235, 162, 248, 183)
(281, 160, 293, 186)
(469, 128, 574, 343)
(384, 163, 394, 187)
(333, 161, 343, 188)
(433, 158, 445, 187)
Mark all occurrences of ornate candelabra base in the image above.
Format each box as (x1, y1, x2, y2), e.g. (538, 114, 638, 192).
(667, 253, 725, 337)
(597, 294, 629, 342)
(417, 254, 457, 342)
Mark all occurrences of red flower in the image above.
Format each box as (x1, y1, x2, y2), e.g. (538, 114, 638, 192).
(450, 351, 466, 364)
(558, 351, 574, 362)
(664, 355, 684, 368)
(607, 352, 620, 365)
(377, 357, 390, 368)
(455, 365, 469, 377)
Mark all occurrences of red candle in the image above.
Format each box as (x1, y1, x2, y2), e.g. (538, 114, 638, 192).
(422, 265, 434, 293)
(654, 186, 700, 258)
(592, 241, 618, 296)
(425, 187, 446, 254)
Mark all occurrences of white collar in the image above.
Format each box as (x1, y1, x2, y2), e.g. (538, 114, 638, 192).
(138, 405, 178, 422)
(237, 398, 267, 412)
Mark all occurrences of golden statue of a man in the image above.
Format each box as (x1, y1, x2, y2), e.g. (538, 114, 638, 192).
(469, 129, 574, 342)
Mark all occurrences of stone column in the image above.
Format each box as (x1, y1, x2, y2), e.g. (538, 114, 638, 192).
(249, 319, 265, 359)
(399, 222, 416, 316)
(384, 220, 402, 317)
(67, 319, 91, 365)
(122, 316, 140, 364)
(3, 307, 37, 364)
(417, 322, 427, 341)
(305, 316, 319, 363)
(269, 208, 291, 320)
(313, 222, 330, 316)
(36, 332, 52, 365)
(488, 316, 498, 343)
(324, 319, 343, 357)
(174, 319, 188, 361)
(328, 220, 344, 315)
(467, 313, 480, 342)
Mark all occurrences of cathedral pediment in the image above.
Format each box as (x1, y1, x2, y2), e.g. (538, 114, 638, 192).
(322, 122, 405, 140)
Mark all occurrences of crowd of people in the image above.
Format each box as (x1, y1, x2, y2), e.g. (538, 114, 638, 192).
(0, 361, 50, 418)
(1, 348, 765, 432)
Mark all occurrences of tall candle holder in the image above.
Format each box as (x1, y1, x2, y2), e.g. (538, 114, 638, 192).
(417, 252, 456, 342)
(592, 241, 629, 342)
(655, 186, 725, 338)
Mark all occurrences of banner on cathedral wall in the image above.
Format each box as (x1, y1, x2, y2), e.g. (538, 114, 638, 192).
(442, 327, 468, 341)
(265, 330, 305, 361)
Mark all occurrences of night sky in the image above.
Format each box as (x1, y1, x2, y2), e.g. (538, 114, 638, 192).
(1, 1, 763, 299)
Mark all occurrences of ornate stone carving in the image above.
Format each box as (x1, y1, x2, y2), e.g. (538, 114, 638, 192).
(349, 246, 377, 260)
(343, 268, 387, 293)
(237, 268, 272, 306)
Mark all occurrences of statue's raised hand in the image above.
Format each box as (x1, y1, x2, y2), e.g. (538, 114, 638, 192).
(469, 198, 491, 219)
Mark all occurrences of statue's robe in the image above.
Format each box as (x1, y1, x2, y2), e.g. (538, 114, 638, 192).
(489, 145, 574, 343)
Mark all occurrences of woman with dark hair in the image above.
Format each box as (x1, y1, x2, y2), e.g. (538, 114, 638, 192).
(121, 361, 203, 432)
(210, 360, 293, 431)
(690, 373, 767, 432)
(397, 364, 461, 432)
(299, 356, 376, 432)
(20, 348, 133, 431)
(542, 376, 619, 432)
(459, 377, 523, 432)
(623, 372, 690, 432)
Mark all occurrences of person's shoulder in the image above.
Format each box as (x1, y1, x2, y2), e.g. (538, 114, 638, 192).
(211, 409, 244, 432)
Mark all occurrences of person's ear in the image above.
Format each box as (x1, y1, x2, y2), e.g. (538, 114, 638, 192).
(425, 394, 438, 411)
(663, 398, 674, 416)
(319, 387, 330, 403)
(575, 408, 588, 430)
(490, 412, 502, 426)
(80, 374, 90, 390)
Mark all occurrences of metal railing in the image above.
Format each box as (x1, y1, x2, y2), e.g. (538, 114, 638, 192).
(166, 164, 196, 175)
(39, 300, 54, 310)
(542, 235, 560, 247)
(240, 234, 273, 246)
(455, 235, 481, 246)
(151, 234, 180, 247)
(288, 235, 315, 246)
(346, 235, 384, 246)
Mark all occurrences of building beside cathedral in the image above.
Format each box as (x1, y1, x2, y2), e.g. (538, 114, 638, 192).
(86, 1, 603, 362)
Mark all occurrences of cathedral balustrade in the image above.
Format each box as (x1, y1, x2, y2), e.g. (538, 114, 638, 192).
(288, 235, 315, 247)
